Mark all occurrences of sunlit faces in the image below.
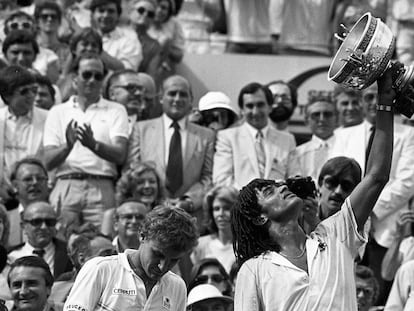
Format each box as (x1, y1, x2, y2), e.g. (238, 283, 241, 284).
(5, 43, 36, 68)
(9, 266, 51, 311)
(268, 83, 294, 123)
(306, 101, 337, 140)
(319, 173, 357, 219)
(22, 202, 57, 249)
(196, 265, 227, 294)
(74, 40, 101, 57)
(130, 0, 156, 28)
(133, 170, 159, 206)
(115, 202, 149, 238)
(155, 0, 170, 23)
(12, 163, 49, 205)
(335, 92, 363, 127)
(138, 239, 186, 281)
(241, 89, 271, 130)
(255, 184, 302, 221)
(92, 3, 119, 33)
(212, 198, 231, 231)
(6, 16, 35, 33)
(161, 76, 193, 121)
(38, 8, 60, 33)
(361, 84, 378, 124)
(74, 58, 105, 100)
(356, 278, 376, 311)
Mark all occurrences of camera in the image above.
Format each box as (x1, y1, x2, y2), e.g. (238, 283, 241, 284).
(285, 176, 316, 199)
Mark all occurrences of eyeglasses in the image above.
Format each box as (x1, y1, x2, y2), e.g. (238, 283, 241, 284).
(322, 175, 355, 193)
(136, 7, 155, 18)
(23, 218, 57, 227)
(39, 13, 59, 21)
(80, 71, 104, 82)
(117, 213, 145, 221)
(195, 274, 226, 284)
(8, 22, 32, 30)
(309, 111, 335, 121)
(17, 175, 48, 185)
(113, 84, 144, 94)
(16, 86, 38, 97)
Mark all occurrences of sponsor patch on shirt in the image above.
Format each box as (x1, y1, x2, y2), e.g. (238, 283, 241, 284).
(65, 304, 88, 311)
(162, 296, 171, 310)
(112, 288, 136, 296)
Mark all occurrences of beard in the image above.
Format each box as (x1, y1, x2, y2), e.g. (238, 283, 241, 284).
(269, 105, 294, 123)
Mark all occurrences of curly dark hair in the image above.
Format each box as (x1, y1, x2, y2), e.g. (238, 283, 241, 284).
(8, 256, 54, 288)
(231, 179, 280, 266)
(115, 162, 165, 206)
(140, 205, 199, 252)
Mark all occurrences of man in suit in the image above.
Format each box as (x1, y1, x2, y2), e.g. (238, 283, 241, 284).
(8, 201, 73, 279)
(127, 75, 215, 211)
(331, 82, 414, 304)
(0, 65, 47, 210)
(213, 82, 300, 189)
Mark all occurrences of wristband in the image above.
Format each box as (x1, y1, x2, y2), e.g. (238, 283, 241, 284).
(94, 141, 100, 152)
(376, 104, 393, 112)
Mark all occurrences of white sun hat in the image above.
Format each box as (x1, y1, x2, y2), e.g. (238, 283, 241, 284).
(187, 284, 233, 308)
(198, 91, 238, 115)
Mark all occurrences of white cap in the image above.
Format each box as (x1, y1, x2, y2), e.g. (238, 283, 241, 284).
(198, 92, 237, 115)
(187, 284, 233, 307)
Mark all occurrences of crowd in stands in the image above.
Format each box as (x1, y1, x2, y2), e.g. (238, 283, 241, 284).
(1, 0, 414, 311)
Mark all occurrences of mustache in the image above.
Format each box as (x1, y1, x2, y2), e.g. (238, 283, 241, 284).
(329, 192, 345, 202)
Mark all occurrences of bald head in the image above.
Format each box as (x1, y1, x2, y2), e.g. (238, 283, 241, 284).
(24, 201, 56, 219)
(136, 73, 156, 97)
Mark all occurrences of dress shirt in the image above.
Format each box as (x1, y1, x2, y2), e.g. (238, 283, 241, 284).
(244, 122, 270, 149)
(162, 114, 188, 164)
(8, 241, 55, 274)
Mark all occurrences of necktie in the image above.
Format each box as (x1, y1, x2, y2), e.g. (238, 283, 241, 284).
(365, 125, 376, 171)
(33, 248, 45, 258)
(255, 130, 266, 178)
(166, 122, 183, 195)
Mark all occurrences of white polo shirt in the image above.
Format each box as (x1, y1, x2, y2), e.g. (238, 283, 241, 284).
(64, 250, 187, 311)
(235, 198, 367, 311)
(43, 96, 129, 177)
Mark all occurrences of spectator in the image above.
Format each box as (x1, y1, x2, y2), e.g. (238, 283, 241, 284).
(213, 82, 300, 189)
(331, 82, 414, 304)
(8, 158, 50, 248)
(333, 85, 363, 128)
(296, 93, 338, 182)
(194, 91, 238, 131)
(89, 0, 142, 70)
(106, 70, 157, 133)
(127, 75, 215, 218)
(186, 284, 233, 311)
(188, 258, 232, 297)
(64, 205, 199, 311)
(34, 74, 56, 110)
(8, 201, 73, 279)
(148, 0, 184, 79)
(232, 68, 395, 310)
(355, 265, 379, 311)
(58, 27, 103, 102)
(43, 54, 129, 232)
(384, 259, 414, 310)
(112, 201, 150, 252)
(2, 29, 39, 70)
(34, 0, 71, 73)
(129, 0, 163, 82)
(7, 256, 60, 311)
(3, 11, 60, 83)
(0, 66, 48, 233)
(191, 186, 238, 272)
(266, 80, 298, 136)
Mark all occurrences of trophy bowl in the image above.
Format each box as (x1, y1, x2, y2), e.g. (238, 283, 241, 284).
(328, 12, 395, 90)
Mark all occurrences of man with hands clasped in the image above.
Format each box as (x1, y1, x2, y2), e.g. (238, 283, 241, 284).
(43, 54, 129, 234)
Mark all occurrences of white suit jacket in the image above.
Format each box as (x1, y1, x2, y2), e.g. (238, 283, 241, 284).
(213, 122, 300, 189)
(0, 106, 48, 186)
(331, 119, 414, 248)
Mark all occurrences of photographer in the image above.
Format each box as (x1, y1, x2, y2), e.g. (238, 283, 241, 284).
(232, 66, 395, 310)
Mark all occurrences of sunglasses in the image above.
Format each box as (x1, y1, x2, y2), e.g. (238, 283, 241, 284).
(322, 175, 355, 193)
(24, 218, 57, 227)
(195, 274, 226, 284)
(136, 6, 155, 18)
(40, 13, 59, 21)
(17, 175, 48, 185)
(16, 86, 38, 97)
(8, 22, 32, 30)
(80, 71, 104, 81)
(117, 213, 145, 221)
(113, 84, 144, 94)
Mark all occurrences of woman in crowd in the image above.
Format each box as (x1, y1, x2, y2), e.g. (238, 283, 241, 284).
(101, 162, 164, 236)
(188, 258, 233, 297)
(191, 186, 237, 273)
